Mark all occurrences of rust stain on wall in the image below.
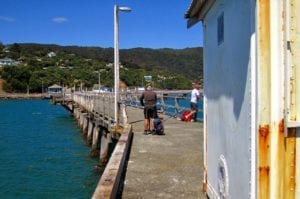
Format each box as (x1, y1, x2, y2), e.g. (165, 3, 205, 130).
(279, 119, 284, 134)
(257, 0, 271, 196)
(258, 124, 270, 199)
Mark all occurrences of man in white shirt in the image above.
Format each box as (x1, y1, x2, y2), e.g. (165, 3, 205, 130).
(190, 83, 200, 122)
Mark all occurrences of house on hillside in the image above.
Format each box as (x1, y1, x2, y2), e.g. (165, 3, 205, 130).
(0, 58, 19, 67)
(186, 0, 299, 198)
(47, 52, 56, 58)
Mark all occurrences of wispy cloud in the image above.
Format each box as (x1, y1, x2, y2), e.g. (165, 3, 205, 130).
(0, 16, 15, 22)
(52, 17, 68, 24)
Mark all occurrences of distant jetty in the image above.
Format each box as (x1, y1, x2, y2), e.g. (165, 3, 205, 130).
(0, 93, 46, 99)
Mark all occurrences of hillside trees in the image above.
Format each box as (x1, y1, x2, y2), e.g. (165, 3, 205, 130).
(1, 65, 31, 92)
(0, 43, 202, 92)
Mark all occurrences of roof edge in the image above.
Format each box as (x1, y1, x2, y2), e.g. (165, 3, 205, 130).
(185, 0, 216, 28)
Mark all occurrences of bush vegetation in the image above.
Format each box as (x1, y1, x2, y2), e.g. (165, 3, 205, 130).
(0, 43, 203, 93)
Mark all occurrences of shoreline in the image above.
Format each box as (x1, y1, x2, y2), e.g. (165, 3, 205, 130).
(0, 93, 47, 99)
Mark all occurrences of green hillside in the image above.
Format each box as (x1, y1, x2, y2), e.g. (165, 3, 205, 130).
(0, 43, 203, 93)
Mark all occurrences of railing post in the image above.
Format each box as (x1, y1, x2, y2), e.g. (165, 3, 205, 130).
(121, 103, 128, 125)
(174, 97, 180, 117)
(160, 95, 166, 114)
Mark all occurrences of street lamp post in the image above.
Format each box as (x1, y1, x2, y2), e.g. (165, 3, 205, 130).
(98, 71, 101, 91)
(95, 69, 105, 92)
(114, 5, 131, 126)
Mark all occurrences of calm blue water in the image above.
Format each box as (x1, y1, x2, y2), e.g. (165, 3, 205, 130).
(0, 100, 99, 199)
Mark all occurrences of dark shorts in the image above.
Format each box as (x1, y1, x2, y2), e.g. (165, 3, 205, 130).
(190, 102, 198, 120)
(144, 106, 157, 119)
(190, 102, 198, 111)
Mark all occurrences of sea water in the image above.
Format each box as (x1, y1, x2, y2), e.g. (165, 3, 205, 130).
(0, 100, 99, 199)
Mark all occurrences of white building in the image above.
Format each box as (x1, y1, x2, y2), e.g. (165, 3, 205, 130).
(47, 52, 56, 58)
(0, 58, 19, 67)
(186, 0, 299, 198)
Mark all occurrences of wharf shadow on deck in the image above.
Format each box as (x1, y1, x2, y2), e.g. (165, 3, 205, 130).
(122, 106, 205, 199)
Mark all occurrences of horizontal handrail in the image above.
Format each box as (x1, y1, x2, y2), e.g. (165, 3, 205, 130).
(121, 91, 203, 121)
(71, 90, 203, 122)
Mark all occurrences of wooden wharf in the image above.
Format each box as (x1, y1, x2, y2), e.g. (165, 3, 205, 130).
(55, 92, 204, 198)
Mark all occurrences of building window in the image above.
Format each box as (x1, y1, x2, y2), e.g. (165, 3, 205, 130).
(218, 12, 224, 45)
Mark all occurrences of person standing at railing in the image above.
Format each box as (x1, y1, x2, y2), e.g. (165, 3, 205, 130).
(190, 82, 200, 122)
(139, 85, 157, 135)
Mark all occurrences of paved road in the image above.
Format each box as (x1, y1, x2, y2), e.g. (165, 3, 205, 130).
(122, 106, 205, 199)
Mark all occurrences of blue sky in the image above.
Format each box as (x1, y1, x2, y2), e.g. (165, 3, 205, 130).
(0, 0, 203, 49)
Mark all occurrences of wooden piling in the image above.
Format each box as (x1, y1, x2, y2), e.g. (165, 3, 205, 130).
(58, 95, 133, 198)
(92, 124, 133, 199)
(79, 113, 87, 130)
(73, 108, 78, 119)
(91, 125, 100, 157)
(82, 115, 89, 136)
(99, 130, 110, 166)
(87, 120, 94, 145)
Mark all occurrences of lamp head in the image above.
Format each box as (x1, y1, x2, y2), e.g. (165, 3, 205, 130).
(118, 6, 131, 12)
